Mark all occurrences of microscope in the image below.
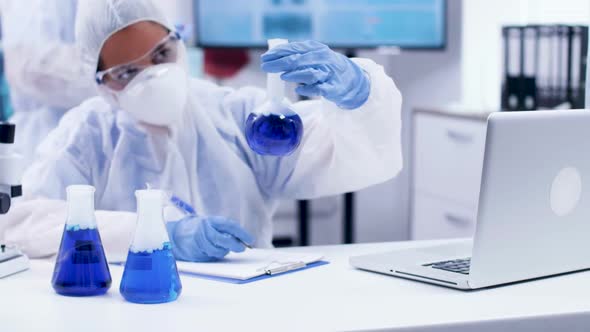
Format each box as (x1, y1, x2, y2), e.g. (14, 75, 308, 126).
(0, 122, 29, 278)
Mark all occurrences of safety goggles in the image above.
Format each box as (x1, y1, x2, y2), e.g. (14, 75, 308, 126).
(95, 31, 181, 91)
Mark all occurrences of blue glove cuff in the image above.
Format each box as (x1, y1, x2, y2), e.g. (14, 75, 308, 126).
(335, 61, 371, 110)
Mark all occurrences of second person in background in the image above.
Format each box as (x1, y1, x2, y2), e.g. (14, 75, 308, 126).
(0, 0, 95, 165)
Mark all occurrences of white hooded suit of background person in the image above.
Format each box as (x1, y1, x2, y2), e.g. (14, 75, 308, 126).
(3, 0, 403, 258)
(0, 0, 96, 166)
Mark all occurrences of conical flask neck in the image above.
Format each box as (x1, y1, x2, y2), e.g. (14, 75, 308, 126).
(266, 39, 289, 104)
(137, 198, 163, 219)
(132, 190, 170, 252)
(66, 185, 96, 229)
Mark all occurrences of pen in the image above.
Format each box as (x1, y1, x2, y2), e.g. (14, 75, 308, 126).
(235, 237, 253, 250)
(264, 261, 306, 275)
(170, 194, 196, 215)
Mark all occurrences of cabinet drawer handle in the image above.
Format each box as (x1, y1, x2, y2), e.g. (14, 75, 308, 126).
(446, 129, 474, 143)
(444, 213, 472, 226)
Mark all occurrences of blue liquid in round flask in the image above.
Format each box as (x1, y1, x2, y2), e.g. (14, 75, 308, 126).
(119, 189, 182, 304)
(245, 101, 303, 156)
(246, 39, 303, 156)
(52, 185, 112, 296)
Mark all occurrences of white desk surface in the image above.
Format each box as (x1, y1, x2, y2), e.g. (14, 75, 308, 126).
(2, 239, 590, 332)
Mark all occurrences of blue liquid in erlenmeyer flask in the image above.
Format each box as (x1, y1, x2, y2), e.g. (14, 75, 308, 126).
(245, 112, 303, 156)
(119, 243, 182, 304)
(52, 227, 112, 296)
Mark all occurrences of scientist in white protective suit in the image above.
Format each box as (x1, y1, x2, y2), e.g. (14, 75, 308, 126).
(1, 0, 403, 262)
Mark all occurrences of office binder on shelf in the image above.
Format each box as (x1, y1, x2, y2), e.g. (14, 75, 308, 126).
(569, 26, 588, 108)
(502, 26, 523, 111)
(522, 26, 537, 110)
(537, 25, 553, 107)
(579, 26, 588, 108)
(548, 25, 561, 107)
(501, 24, 588, 111)
(558, 25, 570, 103)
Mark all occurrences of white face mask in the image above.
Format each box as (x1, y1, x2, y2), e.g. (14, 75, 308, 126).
(117, 63, 189, 127)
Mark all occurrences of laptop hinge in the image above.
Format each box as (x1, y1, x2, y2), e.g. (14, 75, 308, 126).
(395, 271, 458, 285)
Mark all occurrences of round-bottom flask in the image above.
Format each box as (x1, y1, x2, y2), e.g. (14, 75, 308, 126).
(245, 38, 303, 157)
(245, 100, 303, 156)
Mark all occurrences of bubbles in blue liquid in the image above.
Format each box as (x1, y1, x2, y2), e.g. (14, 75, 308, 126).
(245, 112, 303, 156)
(52, 227, 112, 296)
(119, 243, 182, 304)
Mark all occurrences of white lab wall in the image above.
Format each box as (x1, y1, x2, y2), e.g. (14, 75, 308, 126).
(152, 0, 194, 41)
(153, 0, 193, 25)
(462, 0, 590, 110)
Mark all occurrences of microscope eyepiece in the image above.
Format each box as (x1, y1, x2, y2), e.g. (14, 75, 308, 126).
(0, 193, 11, 214)
(0, 123, 15, 144)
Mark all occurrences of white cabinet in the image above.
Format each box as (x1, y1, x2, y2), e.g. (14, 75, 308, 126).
(411, 110, 489, 240)
(412, 193, 477, 239)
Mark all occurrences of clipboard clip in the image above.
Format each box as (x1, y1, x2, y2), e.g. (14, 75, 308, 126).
(260, 261, 307, 275)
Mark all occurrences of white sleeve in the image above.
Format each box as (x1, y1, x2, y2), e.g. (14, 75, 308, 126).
(265, 57, 403, 199)
(0, 199, 136, 259)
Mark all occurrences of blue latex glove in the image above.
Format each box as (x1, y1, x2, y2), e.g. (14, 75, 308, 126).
(166, 216, 254, 262)
(261, 40, 371, 110)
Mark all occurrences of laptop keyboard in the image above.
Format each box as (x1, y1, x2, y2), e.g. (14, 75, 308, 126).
(424, 258, 471, 275)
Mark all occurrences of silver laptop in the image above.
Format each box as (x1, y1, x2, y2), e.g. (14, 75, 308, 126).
(350, 110, 590, 290)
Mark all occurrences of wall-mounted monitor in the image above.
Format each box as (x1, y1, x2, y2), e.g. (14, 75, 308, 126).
(195, 0, 447, 49)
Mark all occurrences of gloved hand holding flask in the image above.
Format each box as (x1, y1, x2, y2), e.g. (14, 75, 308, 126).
(261, 40, 371, 110)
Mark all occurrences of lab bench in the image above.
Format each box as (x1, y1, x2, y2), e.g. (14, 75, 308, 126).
(2, 239, 589, 331)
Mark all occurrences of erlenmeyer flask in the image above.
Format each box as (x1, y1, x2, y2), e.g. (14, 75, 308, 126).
(52, 185, 112, 296)
(119, 189, 182, 304)
(245, 38, 303, 156)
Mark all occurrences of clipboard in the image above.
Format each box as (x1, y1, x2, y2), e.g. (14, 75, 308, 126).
(179, 260, 330, 284)
(175, 250, 327, 283)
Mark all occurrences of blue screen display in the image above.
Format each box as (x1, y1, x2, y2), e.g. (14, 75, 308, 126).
(196, 0, 446, 48)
